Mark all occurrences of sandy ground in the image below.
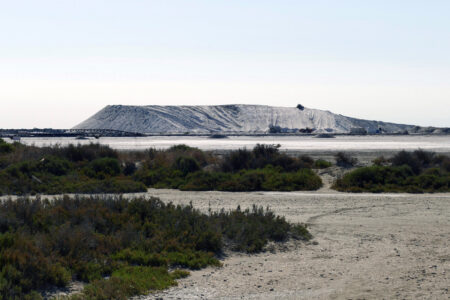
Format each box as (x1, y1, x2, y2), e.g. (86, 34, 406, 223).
(134, 189, 450, 300)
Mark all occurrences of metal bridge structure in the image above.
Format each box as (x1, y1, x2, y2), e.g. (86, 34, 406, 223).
(0, 128, 144, 138)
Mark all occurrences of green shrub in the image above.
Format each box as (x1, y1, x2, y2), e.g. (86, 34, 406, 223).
(372, 156, 389, 166)
(111, 249, 167, 267)
(84, 158, 121, 179)
(0, 196, 309, 299)
(0, 142, 149, 195)
(221, 170, 265, 191)
(263, 168, 322, 191)
(391, 149, 438, 175)
(0, 142, 328, 194)
(391, 150, 422, 174)
(178, 168, 322, 192)
(168, 144, 195, 152)
(253, 143, 279, 156)
(71, 178, 147, 194)
(220, 144, 308, 172)
(165, 251, 220, 269)
(180, 171, 230, 191)
(84, 266, 177, 300)
(37, 156, 71, 176)
(441, 156, 450, 172)
(335, 152, 357, 168)
(170, 269, 190, 279)
(56, 143, 118, 162)
(173, 156, 200, 176)
(221, 149, 252, 172)
(214, 205, 312, 253)
(314, 159, 332, 169)
(122, 162, 137, 176)
(333, 163, 449, 193)
(0, 140, 14, 154)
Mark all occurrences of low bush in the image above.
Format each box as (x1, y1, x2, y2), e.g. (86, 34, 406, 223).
(83, 157, 121, 179)
(83, 266, 178, 300)
(335, 152, 358, 168)
(0, 196, 310, 299)
(177, 168, 322, 192)
(55, 143, 118, 162)
(372, 156, 389, 166)
(391, 149, 440, 175)
(0, 168, 147, 195)
(38, 156, 72, 176)
(173, 156, 200, 176)
(220, 144, 314, 173)
(0, 139, 14, 154)
(221, 149, 253, 172)
(179, 171, 229, 191)
(122, 162, 137, 176)
(0, 143, 146, 195)
(133, 144, 323, 192)
(0, 142, 324, 194)
(216, 205, 312, 253)
(314, 159, 332, 169)
(333, 151, 450, 193)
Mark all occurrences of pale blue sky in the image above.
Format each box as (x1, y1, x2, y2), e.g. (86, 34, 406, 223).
(1, 0, 449, 128)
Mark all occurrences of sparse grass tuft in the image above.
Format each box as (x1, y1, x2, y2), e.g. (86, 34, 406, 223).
(83, 266, 177, 300)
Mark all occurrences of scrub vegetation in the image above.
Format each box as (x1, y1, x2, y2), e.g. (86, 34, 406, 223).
(0, 139, 146, 195)
(0, 195, 311, 299)
(0, 140, 324, 195)
(333, 150, 450, 193)
(134, 144, 323, 191)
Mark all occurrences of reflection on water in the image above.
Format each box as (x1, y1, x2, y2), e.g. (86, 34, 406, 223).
(16, 135, 450, 152)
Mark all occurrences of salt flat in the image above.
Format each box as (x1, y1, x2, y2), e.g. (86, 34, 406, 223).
(15, 135, 450, 152)
(143, 189, 450, 300)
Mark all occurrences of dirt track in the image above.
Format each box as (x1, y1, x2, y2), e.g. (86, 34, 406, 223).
(141, 189, 450, 300)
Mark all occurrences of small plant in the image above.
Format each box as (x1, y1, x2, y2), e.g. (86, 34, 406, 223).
(0, 139, 14, 154)
(335, 152, 358, 168)
(123, 161, 137, 176)
(168, 144, 195, 152)
(372, 156, 389, 166)
(314, 159, 332, 169)
(83, 266, 179, 300)
(391, 149, 436, 175)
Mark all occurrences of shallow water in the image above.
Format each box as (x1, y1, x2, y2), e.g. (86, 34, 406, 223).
(16, 135, 450, 152)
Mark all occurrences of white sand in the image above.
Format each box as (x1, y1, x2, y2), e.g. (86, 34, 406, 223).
(137, 189, 450, 300)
